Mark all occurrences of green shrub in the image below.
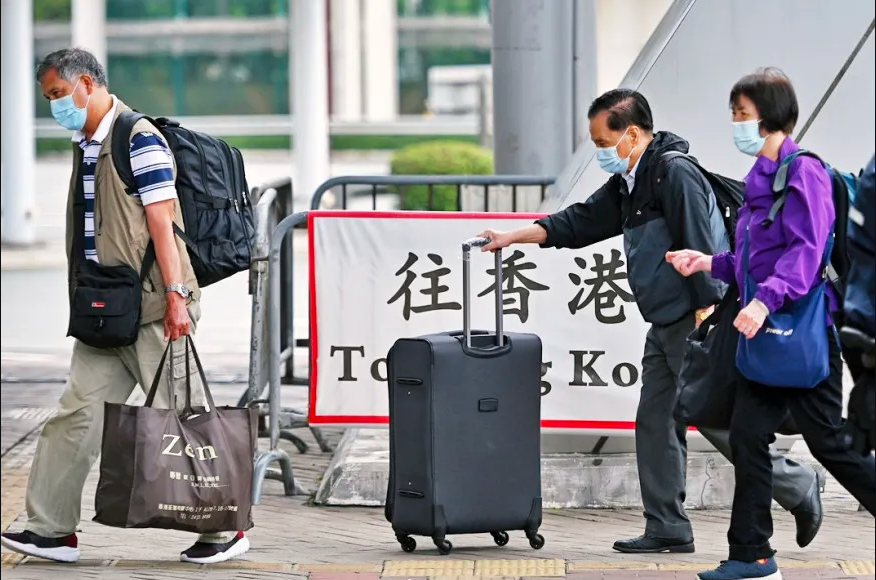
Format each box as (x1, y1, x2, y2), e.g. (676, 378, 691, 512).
(390, 140, 493, 211)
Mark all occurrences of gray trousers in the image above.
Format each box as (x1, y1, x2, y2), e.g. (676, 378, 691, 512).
(636, 312, 818, 539)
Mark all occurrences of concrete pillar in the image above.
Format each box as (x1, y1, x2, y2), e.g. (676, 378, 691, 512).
(572, 0, 598, 149)
(329, 0, 363, 121)
(1, 0, 37, 245)
(361, 0, 398, 121)
(491, 0, 574, 175)
(573, 0, 599, 149)
(292, 0, 331, 207)
(72, 0, 108, 71)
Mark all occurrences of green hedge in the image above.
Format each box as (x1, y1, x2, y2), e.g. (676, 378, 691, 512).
(35, 134, 481, 157)
(390, 140, 493, 211)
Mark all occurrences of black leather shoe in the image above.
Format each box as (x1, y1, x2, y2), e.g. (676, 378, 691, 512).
(792, 471, 824, 548)
(612, 534, 695, 553)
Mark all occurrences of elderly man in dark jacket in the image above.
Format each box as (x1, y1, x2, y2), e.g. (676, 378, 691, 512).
(479, 89, 823, 553)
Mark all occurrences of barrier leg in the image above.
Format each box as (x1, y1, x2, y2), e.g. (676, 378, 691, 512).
(252, 449, 304, 504)
(310, 426, 334, 453)
(279, 430, 310, 454)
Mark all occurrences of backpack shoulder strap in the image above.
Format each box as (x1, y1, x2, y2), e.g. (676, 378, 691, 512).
(109, 110, 167, 281)
(658, 150, 699, 170)
(766, 149, 825, 224)
(767, 149, 842, 291)
(653, 150, 704, 188)
(110, 110, 161, 195)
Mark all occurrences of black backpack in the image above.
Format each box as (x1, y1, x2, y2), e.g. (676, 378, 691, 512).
(658, 151, 745, 251)
(767, 149, 853, 299)
(111, 112, 254, 288)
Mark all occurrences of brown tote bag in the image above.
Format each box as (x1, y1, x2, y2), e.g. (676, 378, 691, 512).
(93, 336, 257, 534)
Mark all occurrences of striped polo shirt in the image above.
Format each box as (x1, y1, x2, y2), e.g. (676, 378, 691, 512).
(73, 97, 178, 262)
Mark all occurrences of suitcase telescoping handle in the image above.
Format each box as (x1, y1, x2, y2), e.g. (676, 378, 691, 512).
(461, 237, 504, 349)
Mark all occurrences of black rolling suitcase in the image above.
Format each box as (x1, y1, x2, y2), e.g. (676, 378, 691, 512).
(385, 237, 544, 555)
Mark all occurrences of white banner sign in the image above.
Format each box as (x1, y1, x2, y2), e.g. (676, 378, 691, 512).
(308, 211, 650, 433)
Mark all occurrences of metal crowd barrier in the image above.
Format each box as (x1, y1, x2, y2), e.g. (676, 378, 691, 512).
(310, 174, 554, 211)
(250, 174, 556, 502)
(244, 178, 316, 501)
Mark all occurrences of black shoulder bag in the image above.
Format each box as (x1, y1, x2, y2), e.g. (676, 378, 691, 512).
(67, 153, 156, 349)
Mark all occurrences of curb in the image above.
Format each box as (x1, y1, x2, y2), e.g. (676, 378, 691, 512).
(2, 557, 873, 575)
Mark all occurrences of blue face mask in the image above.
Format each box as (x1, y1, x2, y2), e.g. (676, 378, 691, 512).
(732, 120, 766, 157)
(595, 131, 632, 174)
(50, 80, 90, 132)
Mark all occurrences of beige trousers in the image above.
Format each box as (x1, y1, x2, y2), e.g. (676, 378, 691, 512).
(25, 303, 233, 544)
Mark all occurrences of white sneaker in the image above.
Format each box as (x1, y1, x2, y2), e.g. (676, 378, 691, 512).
(179, 532, 250, 564)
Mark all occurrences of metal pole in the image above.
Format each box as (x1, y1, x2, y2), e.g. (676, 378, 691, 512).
(361, 0, 398, 121)
(477, 74, 492, 148)
(572, 0, 598, 150)
(491, 0, 574, 175)
(71, 0, 108, 74)
(292, 0, 331, 211)
(328, 0, 363, 121)
(1, 0, 37, 246)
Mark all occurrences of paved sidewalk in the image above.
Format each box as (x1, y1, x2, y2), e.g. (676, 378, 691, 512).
(1, 382, 873, 580)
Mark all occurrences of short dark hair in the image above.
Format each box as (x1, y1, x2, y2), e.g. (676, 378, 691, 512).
(587, 89, 654, 133)
(36, 48, 107, 86)
(729, 67, 798, 134)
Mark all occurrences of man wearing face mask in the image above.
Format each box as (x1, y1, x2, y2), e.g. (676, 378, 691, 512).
(0, 48, 250, 564)
(478, 88, 822, 554)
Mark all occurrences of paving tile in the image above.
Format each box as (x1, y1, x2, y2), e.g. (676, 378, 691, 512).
(300, 563, 384, 572)
(569, 562, 657, 571)
(383, 560, 476, 576)
(844, 562, 876, 575)
(0, 553, 24, 568)
(474, 559, 565, 577)
(310, 573, 381, 580)
(202, 560, 297, 572)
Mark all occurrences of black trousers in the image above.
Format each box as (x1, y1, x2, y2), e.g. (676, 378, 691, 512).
(728, 333, 876, 561)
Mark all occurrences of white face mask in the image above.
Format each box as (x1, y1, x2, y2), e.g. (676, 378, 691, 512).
(732, 119, 766, 156)
(595, 131, 632, 174)
(50, 79, 91, 132)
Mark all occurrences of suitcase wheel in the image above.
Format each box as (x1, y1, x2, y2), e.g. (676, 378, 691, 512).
(526, 532, 545, 550)
(433, 537, 453, 555)
(396, 535, 417, 553)
(491, 531, 509, 547)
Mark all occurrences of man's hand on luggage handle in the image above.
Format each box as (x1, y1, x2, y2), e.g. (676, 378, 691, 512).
(478, 229, 513, 252)
(477, 225, 547, 252)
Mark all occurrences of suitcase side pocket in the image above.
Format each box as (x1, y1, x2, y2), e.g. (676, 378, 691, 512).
(385, 345, 396, 524)
(387, 339, 435, 536)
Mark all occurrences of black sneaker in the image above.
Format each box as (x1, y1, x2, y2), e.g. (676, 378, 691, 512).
(0, 530, 80, 563)
(179, 532, 250, 564)
(613, 533, 696, 553)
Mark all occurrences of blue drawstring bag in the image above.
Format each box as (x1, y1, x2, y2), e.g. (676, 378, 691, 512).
(735, 226, 835, 389)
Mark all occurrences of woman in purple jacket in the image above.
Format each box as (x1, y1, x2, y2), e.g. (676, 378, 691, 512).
(667, 68, 875, 580)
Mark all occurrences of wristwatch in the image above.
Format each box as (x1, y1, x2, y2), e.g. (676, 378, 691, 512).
(696, 308, 712, 323)
(166, 283, 191, 299)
